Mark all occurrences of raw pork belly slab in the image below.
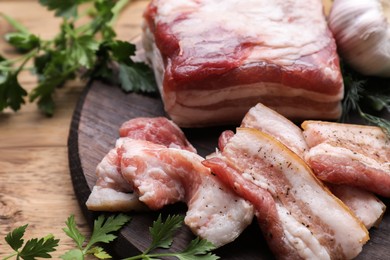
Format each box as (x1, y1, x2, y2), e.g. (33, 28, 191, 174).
(142, 0, 344, 127)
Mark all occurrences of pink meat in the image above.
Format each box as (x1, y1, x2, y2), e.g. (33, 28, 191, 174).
(204, 128, 368, 259)
(87, 117, 196, 211)
(119, 138, 254, 247)
(119, 117, 196, 152)
(241, 103, 386, 229)
(303, 121, 390, 197)
(142, 0, 344, 127)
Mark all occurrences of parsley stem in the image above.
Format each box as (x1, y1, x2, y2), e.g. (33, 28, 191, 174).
(109, 0, 131, 27)
(123, 252, 187, 260)
(2, 252, 18, 260)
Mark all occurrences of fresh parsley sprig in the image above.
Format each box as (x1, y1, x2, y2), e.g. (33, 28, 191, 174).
(61, 214, 132, 259)
(340, 63, 390, 137)
(123, 214, 219, 260)
(3, 214, 219, 260)
(2, 224, 59, 260)
(0, 0, 156, 116)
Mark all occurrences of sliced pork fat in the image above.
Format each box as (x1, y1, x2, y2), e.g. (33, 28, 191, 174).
(303, 121, 390, 197)
(241, 103, 386, 229)
(204, 128, 368, 259)
(119, 117, 196, 152)
(241, 103, 309, 157)
(142, 0, 344, 127)
(87, 117, 197, 211)
(119, 138, 254, 247)
(86, 143, 146, 212)
(327, 183, 386, 229)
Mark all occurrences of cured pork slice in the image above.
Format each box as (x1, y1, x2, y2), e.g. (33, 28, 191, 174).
(203, 128, 368, 259)
(303, 121, 390, 197)
(86, 117, 196, 211)
(119, 138, 254, 247)
(241, 103, 386, 229)
(142, 0, 344, 127)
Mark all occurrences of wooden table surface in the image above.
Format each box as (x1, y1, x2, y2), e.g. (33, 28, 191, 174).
(0, 0, 336, 258)
(0, 0, 148, 258)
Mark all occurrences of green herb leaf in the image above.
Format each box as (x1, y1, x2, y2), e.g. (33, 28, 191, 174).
(86, 246, 112, 259)
(0, 13, 29, 34)
(5, 32, 40, 52)
(62, 214, 130, 259)
(147, 214, 184, 253)
(5, 224, 28, 251)
(68, 35, 100, 68)
(63, 215, 86, 249)
(176, 237, 218, 260)
(39, 0, 89, 18)
(341, 62, 390, 138)
(110, 40, 136, 65)
(60, 249, 84, 260)
(0, 72, 28, 111)
(19, 234, 59, 259)
(1, 0, 155, 115)
(85, 214, 131, 251)
(118, 62, 157, 94)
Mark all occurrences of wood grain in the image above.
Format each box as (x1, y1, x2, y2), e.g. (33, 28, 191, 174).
(0, 0, 148, 257)
(69, 80, 390, 259)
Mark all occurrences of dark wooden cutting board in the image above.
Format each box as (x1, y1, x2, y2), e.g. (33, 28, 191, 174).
(68, 80, 390, 259)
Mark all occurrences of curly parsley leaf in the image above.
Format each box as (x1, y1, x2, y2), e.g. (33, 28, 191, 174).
(3, 225, 59, 260)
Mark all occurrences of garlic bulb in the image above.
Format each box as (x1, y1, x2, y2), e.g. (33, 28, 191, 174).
(328, 0, 390, 77)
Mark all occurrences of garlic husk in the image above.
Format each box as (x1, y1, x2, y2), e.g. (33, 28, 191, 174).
(328, 0, 390, 77)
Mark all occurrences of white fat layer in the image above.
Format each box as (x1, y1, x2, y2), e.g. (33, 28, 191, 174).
(164, 101, 341, 127)
(174, 82, 343, 105)
(225, 129, 367, 259)
(154, 0, 331, 67)
(330, 185, 386, 229)
(307, 143, 390, 173)
(119, 138, 253, 247)
(185, 175, 254, 247)
(276, 203, 331, 260)
(242, 103, 308, 158)
(303, 121, 390, 152)
(86, 186, 145, 211)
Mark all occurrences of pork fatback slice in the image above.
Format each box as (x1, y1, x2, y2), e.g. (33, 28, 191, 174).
(241, 103, 386, 229)
(86, 117, 196, 211)
(142, 0, 344, 127)
(120, 138, 254, 247)
(203, 128, 368, 259)
(303, 121, 390, 197)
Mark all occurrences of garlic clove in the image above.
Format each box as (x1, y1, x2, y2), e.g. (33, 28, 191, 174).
(328, 0, 390, 77)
